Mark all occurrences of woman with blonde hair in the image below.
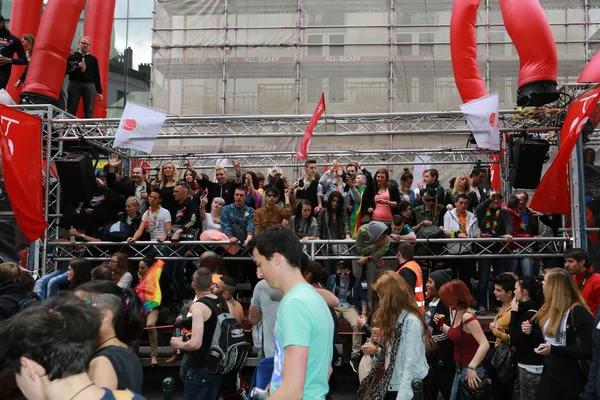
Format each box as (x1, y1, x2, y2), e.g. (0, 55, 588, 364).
(357, 271, 430, 399)
(445, 172, 478, 211)
(526, 268, 594, 399)
(152, 161, 179, 219)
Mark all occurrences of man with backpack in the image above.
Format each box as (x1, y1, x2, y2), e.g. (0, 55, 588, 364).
(170, 267, 249, 400)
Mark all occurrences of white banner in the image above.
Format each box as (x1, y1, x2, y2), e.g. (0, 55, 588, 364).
(460, 92, 500, 151)
(0, 89, 15, 106)
(411, 154, 432, 191)
(113, 102, 167, 154)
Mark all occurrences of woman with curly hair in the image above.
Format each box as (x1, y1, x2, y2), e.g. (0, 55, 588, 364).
(357, 271, 430, 399)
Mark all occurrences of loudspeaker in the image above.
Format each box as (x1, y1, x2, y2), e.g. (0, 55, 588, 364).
(509, 139, 550, 189)
(55, 153, 97, 203)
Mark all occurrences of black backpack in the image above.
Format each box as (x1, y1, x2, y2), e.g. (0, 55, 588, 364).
(0, 291, 41, 319)
(198, 298, 251, 375)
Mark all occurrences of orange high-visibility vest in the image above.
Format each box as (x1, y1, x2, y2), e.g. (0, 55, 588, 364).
(397, 261, 425, 313)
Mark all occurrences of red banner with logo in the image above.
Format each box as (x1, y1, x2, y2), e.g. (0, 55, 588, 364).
(0, 105, 47, 241)
(296, 92, 326, 160)
(530, 87, 600, 214)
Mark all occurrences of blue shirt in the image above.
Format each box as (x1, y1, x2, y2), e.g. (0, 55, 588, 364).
(336, 278, 351, 308)
(220, 203, 255, 238)
(271, 284, 333, 399)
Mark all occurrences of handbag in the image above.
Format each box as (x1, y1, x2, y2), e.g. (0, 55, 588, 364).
(489, 340, 517, 385)
(358, 347, 374, 383)
(102, 221, 130, 242)
(171, 224, 198, 241)
(458, 313, 490, 400)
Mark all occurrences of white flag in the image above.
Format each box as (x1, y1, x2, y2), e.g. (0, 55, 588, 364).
(0, 89, 15, 105)
(113, 102, 167, 154)
(411, 154, 432, 191)
(460, 92, 500, 151)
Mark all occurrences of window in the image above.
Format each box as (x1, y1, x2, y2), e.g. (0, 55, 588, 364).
(418, 78, 434, 103)
(418, 33, 434, 57)
(329, 77, 344, 103)
(397, 33, 413, 57)
(307, 35, 323, 56)
(307, 78, 323, 103)
(307, 12, 344, 26)
(329, 34, 344, 56)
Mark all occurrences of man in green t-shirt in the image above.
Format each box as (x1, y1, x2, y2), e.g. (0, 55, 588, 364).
(252, 225, 334, 399)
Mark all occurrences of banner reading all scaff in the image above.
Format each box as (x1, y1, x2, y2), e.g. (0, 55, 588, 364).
(0, 105, 47, 242)
(296, 92, 326, 160)
(113, 102, 167, 154)
(530, 86, 600, 214)
(460, 92, 501, 151)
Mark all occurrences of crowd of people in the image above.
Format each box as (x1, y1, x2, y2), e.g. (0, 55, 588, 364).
(2, 155, 600, 399)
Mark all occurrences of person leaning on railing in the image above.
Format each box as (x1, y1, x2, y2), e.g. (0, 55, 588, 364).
(353, 221, 390, 305)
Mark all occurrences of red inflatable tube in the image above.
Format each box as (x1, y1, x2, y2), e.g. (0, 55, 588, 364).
(6, 0, 44, 102)
(578, 51, 600, 83)
(83, 0, 116, 118)
(20, 0, 86, 103)
(450, 0, 487, 103)
(500, 0, 558, 105)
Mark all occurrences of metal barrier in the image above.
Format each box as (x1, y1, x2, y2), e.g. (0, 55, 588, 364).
(46, 237, 570, 263)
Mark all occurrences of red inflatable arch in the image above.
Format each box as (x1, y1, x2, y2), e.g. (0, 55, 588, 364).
(450, 0, 487, 103)
(499, 0, 558, 106)
(20, 0, 87, 104)
(578, 51, 600, 83)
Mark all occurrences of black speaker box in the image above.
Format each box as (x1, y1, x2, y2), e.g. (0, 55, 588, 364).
(55, 154, 97, 204)
(509, 139, 550, 189)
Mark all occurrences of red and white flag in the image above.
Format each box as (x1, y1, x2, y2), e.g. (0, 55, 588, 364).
(113, 102, 167, 154)
(460, 92, 501, 151)
(489, 153, 501, 191)
(530, 87, 600, 214)
(0, 105, 47, 242)
(296, 92, 326, 160)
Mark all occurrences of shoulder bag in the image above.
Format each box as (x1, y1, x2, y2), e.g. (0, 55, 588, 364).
(458, 313, 490, 400)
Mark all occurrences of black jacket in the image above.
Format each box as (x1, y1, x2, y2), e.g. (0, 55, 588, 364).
(0, 283, 31, 320)
(427, 181, 446, 205)
(474, 198, 513, 253)
(67, 51, 103, 94)
(106, 172, 151, 203)
(359, 168, 375, 219)
(582, 308, 600, 400)
(0, 27, 26, 78)
(369, 184, 401, 217)
(197, 176, 240, 212)
(508, 299, 544, 367)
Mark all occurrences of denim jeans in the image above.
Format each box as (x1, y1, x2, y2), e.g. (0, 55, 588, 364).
(180, 360, 222, 400)
(34, 269, 68, 300)
(514, 257, 540, 277)
(476, 258, 513, 308)
(450, 367, 485, 400)
(248, 357, 274, 399)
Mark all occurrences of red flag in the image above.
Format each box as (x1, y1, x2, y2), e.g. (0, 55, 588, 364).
(489, 153, 501, 190)
(530, 87, 600, 214)
(0, 105, 47, 241)
(296, 92, 326, 160)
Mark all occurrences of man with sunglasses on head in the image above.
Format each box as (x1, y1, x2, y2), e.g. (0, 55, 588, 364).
(253, 187, 292, 236)
(325, 260, 367, 373)
(66, 36, 103, 118)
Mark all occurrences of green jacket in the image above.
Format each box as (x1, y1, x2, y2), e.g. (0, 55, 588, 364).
(354, 224, 390, 261)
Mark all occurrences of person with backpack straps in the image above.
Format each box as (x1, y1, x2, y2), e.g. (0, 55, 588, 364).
(170, 267, 249, 400)
(0, 262, 39, 320)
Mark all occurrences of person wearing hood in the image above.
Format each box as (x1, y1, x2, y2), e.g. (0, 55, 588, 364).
(0, 15, 27, 90)
(354, 221, 390, 304)
(0, 262, 38, 320)
(508, 277, 544, 400)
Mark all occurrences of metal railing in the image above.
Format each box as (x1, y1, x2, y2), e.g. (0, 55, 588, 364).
(46, 237, 570, 263)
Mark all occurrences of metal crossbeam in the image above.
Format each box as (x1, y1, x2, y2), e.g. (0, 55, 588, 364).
(46, 237, 569, 263)
(44, 110, 562, 141)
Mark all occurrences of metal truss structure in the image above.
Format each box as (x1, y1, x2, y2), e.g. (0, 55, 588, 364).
(48, 237, 570, 263)
(8, 105, 575, 275)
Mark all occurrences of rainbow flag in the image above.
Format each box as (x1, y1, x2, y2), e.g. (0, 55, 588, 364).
(350, 186, 366, 238)
(135, 259, 164, 311)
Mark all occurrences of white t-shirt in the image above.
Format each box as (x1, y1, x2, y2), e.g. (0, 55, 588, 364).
(202, 213, 222, 231)
(142, 206, 172, 240)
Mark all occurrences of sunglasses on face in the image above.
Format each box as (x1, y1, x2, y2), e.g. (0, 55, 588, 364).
(337, 271, 350, 276)
(266, 193, 277, 198)
(424, 198, 435, 203)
